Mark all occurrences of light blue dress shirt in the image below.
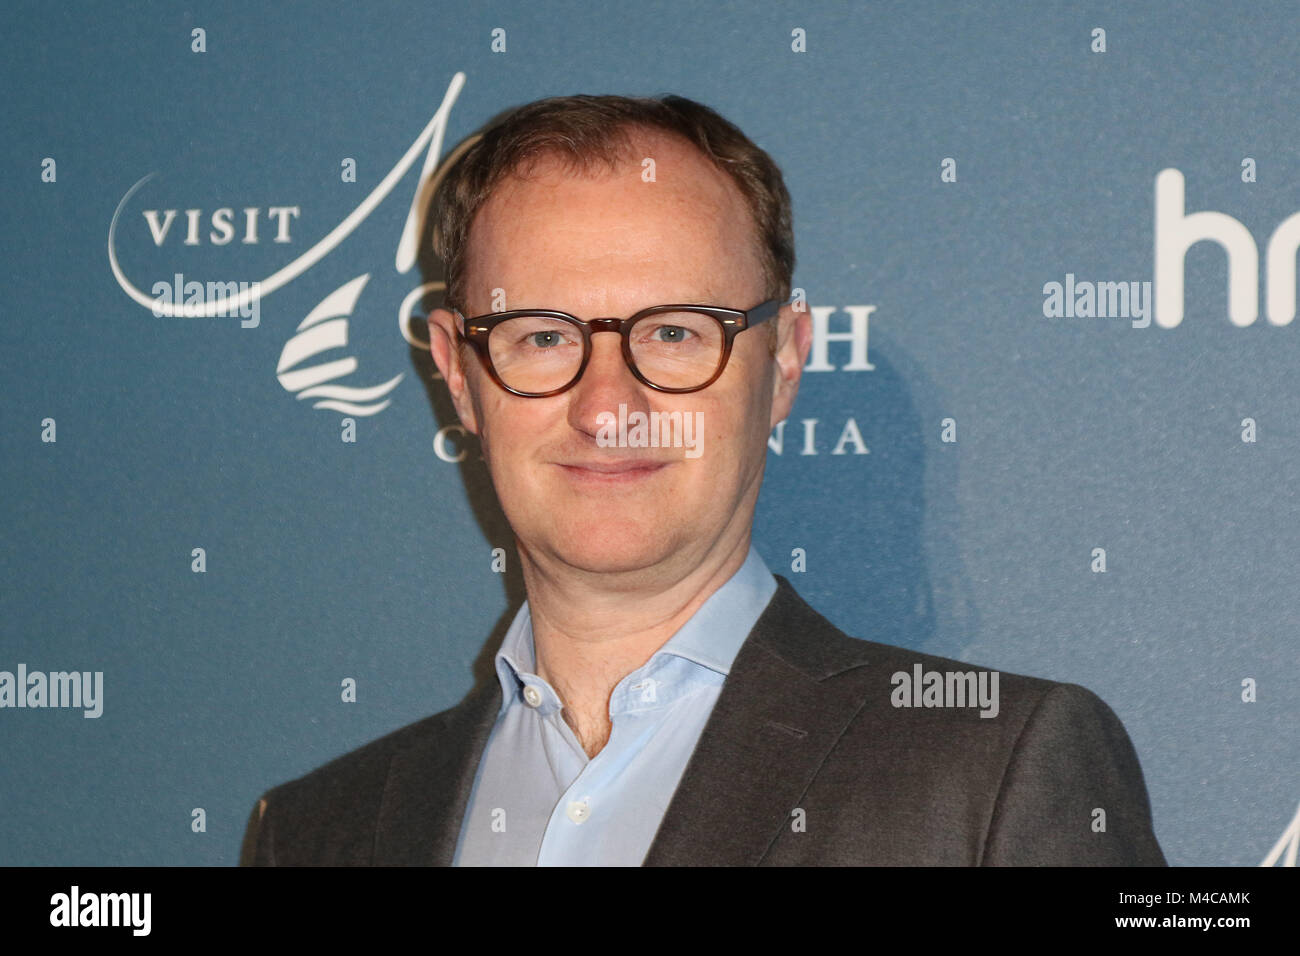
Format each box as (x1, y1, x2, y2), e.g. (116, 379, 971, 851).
(452, 545, 777, 866)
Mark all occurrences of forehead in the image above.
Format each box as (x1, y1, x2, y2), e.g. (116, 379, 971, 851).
(463, 130, 764, 310)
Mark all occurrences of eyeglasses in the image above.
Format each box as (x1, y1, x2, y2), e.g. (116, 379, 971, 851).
(453, 298, 781, 397)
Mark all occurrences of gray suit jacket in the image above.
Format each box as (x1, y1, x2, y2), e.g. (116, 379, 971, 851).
(240, 575, 1166, 865)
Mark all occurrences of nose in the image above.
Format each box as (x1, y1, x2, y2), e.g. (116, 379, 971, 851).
(566, 330, 648, 439)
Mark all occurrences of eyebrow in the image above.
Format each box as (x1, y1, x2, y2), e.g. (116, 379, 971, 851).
(469, 293, 734, 316)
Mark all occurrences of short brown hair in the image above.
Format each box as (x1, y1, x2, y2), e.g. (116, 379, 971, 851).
(427, 93, 794, 319)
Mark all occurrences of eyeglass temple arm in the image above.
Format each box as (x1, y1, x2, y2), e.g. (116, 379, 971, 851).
(747, 298, 783, 327)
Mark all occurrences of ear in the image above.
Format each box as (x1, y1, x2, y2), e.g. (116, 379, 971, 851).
(428, 307, 481, 435)
(769, 303, 811, 429)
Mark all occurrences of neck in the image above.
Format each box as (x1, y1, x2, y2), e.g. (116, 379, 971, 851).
(519, 532, 752, 759)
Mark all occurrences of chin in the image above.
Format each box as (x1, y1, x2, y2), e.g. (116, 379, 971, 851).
(548, 517, 683, 576)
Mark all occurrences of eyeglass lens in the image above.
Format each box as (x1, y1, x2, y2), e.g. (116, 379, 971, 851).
(487, 311, 725, 392)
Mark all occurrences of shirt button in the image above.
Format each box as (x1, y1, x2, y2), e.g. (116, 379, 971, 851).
(566, 800, 590, 824)
(523, 685, 543, 707)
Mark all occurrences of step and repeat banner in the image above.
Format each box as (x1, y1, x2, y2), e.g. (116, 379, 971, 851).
(2, 1, 1296, 867)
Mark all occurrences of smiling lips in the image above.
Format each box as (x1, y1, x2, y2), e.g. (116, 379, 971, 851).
(557, 459, 668, 481)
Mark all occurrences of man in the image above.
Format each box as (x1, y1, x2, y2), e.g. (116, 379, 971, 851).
(240, 94, 1165, 866)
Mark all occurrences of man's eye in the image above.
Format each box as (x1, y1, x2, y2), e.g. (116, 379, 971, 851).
(528, 330, 564, 348)
(649, 325, 694, 343)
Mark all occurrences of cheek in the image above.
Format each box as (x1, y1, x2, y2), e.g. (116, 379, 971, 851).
(687, 399, 749, 472)
(477, 399, 556, 479)
(474, 396, 515, 471)
(726, 364, 774, 444)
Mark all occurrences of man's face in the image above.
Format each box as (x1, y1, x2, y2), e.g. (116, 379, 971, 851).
(428, 131, 808, 581)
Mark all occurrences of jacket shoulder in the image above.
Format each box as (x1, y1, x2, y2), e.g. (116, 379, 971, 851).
(757, 577, 1164, 865)
(240, 682, 495, 865)
(762, 574, 1058, 708)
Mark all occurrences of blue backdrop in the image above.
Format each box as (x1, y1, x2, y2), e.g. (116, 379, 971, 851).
(2, 0, 1296, 866)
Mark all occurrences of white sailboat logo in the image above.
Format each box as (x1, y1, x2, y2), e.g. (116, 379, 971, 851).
(276, 274, 403, 415)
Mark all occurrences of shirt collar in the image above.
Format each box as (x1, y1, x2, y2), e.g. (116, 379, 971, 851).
(492, 544, 777, 713)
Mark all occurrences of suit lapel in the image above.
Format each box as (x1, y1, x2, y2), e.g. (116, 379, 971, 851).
(642, 575, 874, 866)
(373, 679, 499, 865)
(370, 577, 873, 866)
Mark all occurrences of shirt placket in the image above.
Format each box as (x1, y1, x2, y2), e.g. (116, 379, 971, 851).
(533, 658, 676, 865)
